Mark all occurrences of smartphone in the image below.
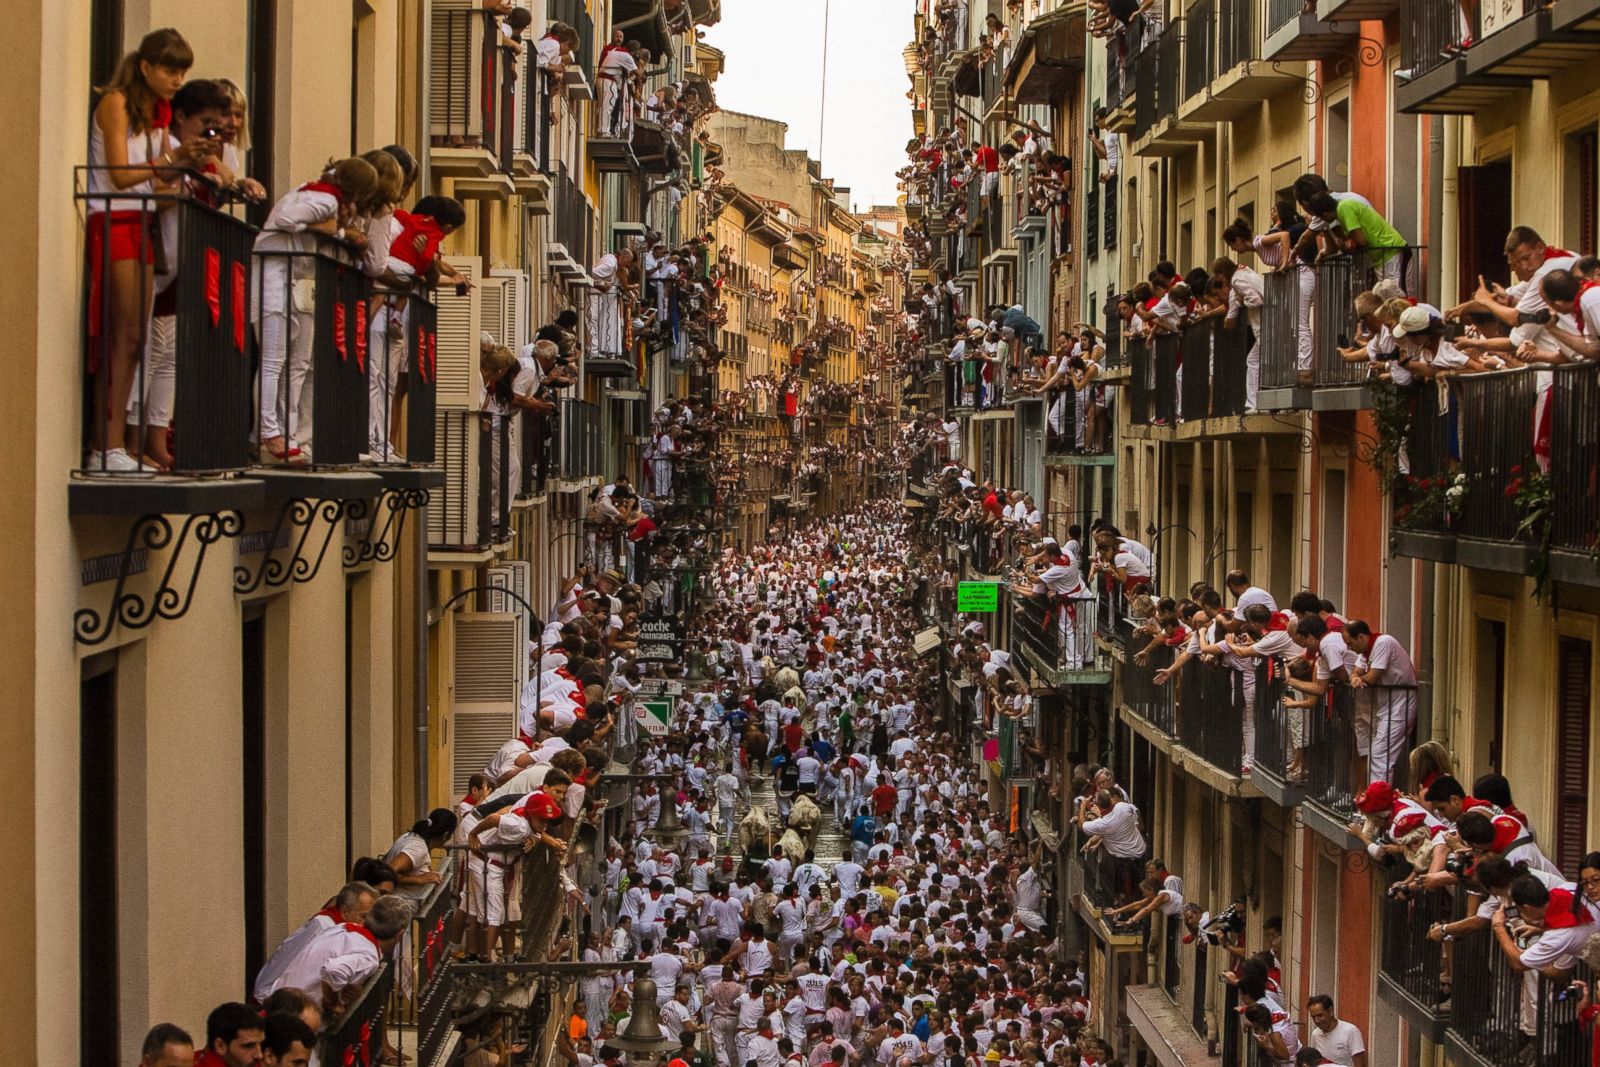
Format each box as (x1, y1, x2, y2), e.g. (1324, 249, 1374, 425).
(1337, 333, 1353, 349)
(455, 281, 470, 297)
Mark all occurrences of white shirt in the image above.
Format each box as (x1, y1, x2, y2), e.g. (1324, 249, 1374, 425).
(265, 923, 382, 1008)
(1309, 1019, 1366, 1066)
(1315, 632, 1350, 682)
(1236, 586, 1277, 613)
(1082, 801, 1147, 858)
(252, 910, 341, 1003)
(1356, 632, 1416, 686)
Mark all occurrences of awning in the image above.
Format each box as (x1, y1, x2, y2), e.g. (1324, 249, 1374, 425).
(913, 626, 943, 655)
(1030, 810, 1061, 852)
(1003, 6, 1087, 104)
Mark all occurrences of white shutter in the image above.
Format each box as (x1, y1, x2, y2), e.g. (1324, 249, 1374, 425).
(450, 611, 521, 795)
(426, 409, 484, 548)
(479, 274, 508, 350)
(486, 561, 534, 695)
(435, 256, 483, 409)
(512, 43, 530, 157)
(429, 0, 484, 142)
(491, 269, 530, 356)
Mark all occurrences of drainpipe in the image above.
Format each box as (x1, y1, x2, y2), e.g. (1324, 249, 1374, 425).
(414, 498, 431, 817)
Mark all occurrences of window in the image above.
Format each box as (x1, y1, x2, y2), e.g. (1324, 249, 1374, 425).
(1326, 98, 1351, 192)
(1563, 126, 1598, 257)
(1554, 635, 1592, 876)
(1320, 467, 1346, 608)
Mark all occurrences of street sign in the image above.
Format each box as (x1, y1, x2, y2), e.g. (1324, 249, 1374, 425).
(636, 698, 674, 736)
(957, 581, 1001, 612)
(636, 678, 684, 697)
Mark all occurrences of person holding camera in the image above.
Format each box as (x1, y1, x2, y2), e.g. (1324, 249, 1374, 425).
(1243, 1001, 1299, 1065)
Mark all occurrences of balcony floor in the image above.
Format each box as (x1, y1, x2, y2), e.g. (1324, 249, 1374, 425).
(68, 473, 267, 517)
(1126, 984, 1213, 1067)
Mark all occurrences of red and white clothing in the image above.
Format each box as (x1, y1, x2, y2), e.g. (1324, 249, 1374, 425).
(1353, 633, 1417, 784)
(597, 44, 638, 136)
(251, 906, 343, 1003)
(264, 921, 383, 1009)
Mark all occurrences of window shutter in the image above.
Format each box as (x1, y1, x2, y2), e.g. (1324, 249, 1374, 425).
(450, 612, 522, 795)
(434, 256, 483, 409)
(479, 274, 508, 350)
(1555, 635, 1592, 877)
(1579, 130, 1597, 257)
(429, 0, 483, 142)
(491, 268, 530, 355)
(426, 410, 484, 549)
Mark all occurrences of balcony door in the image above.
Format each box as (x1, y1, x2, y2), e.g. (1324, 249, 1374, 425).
(1456, 163, 1512, 302)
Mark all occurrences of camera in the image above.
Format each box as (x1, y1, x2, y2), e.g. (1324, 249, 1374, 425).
(1200, 903, 1244, 946)
(1555, 981, 1584, 1002)
(1517, 309, 1552, 326)
(455, 281, 470, 297)
(201, 125, 223, 140)
(1337, 333, 1353, 349)
(1443, 849, 1474, 878)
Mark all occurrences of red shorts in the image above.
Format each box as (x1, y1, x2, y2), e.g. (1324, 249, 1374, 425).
(85, 211, 156, 355)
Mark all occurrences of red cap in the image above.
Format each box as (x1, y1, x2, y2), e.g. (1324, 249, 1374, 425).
(1355, 781, 1398, 814)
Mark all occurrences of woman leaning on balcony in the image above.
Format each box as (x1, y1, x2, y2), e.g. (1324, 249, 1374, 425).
(86, 28, 210, 472)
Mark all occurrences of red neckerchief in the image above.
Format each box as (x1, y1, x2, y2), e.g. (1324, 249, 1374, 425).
(1574, 280, 1600, 334)
(298, 180, 346, 205)
(1545, 247, 1577, 262)
(1546, 886, 1595, 929)
(150, 98, 173, 129)
(317, 905, 344, 923)
(342, 922, 382, 948)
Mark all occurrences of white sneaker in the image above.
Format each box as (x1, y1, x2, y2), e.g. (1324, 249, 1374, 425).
(86, 448, 142, 473)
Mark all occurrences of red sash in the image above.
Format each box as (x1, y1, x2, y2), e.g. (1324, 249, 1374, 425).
(342, 922, 382, 948)
(298, 180, 346, 204)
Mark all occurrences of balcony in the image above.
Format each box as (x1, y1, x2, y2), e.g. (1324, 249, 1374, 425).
(383, 856, 460, 1066)
(1377, 884, 1457, 1042)
(428, 410, 516, 554)
(548, 0, 597, 100)
(547, 164, 594, 284)
(316, 961, 393, 1067)
(1253, 674, 1417, 845)
(1002, 3, 1087, 107)
(1140, 21, 1212, 153)
(555, 397, 603, 485)
(1258, 268, 1312, 410)
(1395, 0, 1598, 114)
(589, 80, 641, 173)
(585, 290, 638, 379)
(1445, 930, 1593, 1067)
(1173, 658, 1252, 789)
(1177, 318, 1249, 424)
(1121, 643, 1179, 742)
(427, 7, 514, 197)
(515, 68, 556, 209)
(1319, 0, 1401, 25)
(73, 187, 265, 516)
(1069, 825, 1152, 939)
(1013, 592, 1114, 686)
(1390, 366, 1545, 575)
(1262, 0, 1357, 59)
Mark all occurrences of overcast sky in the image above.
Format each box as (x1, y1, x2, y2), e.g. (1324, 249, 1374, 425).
(702, 0, 917, 211)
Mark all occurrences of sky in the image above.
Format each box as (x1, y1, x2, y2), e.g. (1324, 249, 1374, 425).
(701, 0, 918, 211)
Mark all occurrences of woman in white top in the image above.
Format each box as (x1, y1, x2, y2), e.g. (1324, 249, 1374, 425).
(1225, 204, 1315, 377)
(86, 29, 203, 472)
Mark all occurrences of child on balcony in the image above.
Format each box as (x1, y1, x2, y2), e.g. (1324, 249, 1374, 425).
(86, 28, 206, 472)
(251, 157, 383, 464)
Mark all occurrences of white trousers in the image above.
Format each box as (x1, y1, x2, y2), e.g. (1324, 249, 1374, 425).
(368, 299, 408, 455)
(1245, 337, 1261, 412)
(258, 308, 315, 445)
(137, 314, 176, 429)
(1295, 268, 1315, 372)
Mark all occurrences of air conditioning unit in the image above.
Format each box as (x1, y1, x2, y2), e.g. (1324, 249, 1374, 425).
(450, 611, 522, 795)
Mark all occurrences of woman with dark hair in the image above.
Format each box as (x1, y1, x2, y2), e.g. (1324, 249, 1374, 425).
(384, 808, 457, 900)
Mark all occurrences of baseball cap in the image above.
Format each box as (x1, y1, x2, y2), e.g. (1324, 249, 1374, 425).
(1391, 305, 1435, 338)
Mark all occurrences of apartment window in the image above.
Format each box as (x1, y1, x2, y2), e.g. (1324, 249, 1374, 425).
(1270, 492, 1294, 603)
(81, 653, 120, 1063)
(1234, 490, 1255, 573)
(1554, 636, 1592, 875)
(1563, 126, 1598, 256)
(242, 608, 267, 991)
(1326, 99, 1350, 192)
(1473, 617, 1507, 773)
(1320, 468, 1347, 608)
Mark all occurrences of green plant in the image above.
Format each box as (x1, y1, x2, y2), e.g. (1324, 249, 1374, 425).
(1507, 463, 1554, 601)
(1393, 472, 1465, 530)
(1366, 378, 1410, 494)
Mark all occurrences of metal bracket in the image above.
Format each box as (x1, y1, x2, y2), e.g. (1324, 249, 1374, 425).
(343, 487, 430, 568)
(75, 511, 245, 646)
(234, 498, 354, 595)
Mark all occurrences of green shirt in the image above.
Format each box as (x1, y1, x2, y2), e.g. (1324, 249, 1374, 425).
(1335, 197, 1406, 262)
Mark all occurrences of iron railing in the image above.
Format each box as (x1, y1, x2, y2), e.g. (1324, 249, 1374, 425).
(1102, 291, 1124, 368)
(429, 410, 514, 550)
(557, 397, 603, 482)
(1177, 658, 1246, 775)
(553, 163, 593, 268)
(1185, 0, 1216, 101)
(1399, 0, 1462, 84)
(1314, 246, 1423, 387)
(1219, 0, 1258, 70)
(524, 68, 555, 173)
(1096, 577, 1134, 648)
(1260, 268, 1308, 392)
(78, 182, 257, 474)
(1305, 683, 1418, 821)
(1551, 362, 1600, 552)
(1213, 314, 1251, 416)
(371, 283, 439, 466)
(1134, 41, 1160, 138)
(1445, 935, 1592, 1067)
(1124, 642, 1178, 736)
(1104, 180, 1119, 250)
(1129, 337, 1152, 424)
(386, 855, 458, 1067)
(1181, 320, 1213, 422)
(1454, 368, 1536, 542)
(1267, 0, 1302, 32)
(1252, 660, 1293, 784)
(317, 961, 393, 1067)
(1393, 381, 1453, 532)
(1379, 882, 1457, 1018)
(1153, 332, 1180, 424)
(1156, 20, 1183, 123)
(1014, 591, 1101, 673)
(252, 244, 372, 468)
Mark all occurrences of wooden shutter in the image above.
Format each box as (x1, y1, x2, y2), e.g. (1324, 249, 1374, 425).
(1578, 130, 1597, 257)
(450, 612, 522, 795)
(428, 0, 483, 141)
(1555, 635, 1592, 877)
(434, 256, 483, 409)
(491, 268, 530, 355)
(1455, 163, 1513, 302)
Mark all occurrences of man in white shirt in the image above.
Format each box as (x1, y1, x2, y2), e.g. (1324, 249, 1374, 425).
(1225, 570, 1277, 614)
(1345, 620, 1417, 788)
(260, 894, 412, 1011)
(1307, 996, 1366, 1067)
(251, 882, 377, 1004)
(1215, 257, 1265, 411)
